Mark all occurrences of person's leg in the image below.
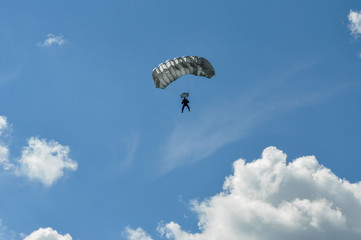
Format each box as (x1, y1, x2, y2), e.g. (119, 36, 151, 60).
(187, 105, 190, 111)
(182, 105, 185, 113)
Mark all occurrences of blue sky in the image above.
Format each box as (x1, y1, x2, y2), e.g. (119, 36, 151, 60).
(0, 0, 361, 239)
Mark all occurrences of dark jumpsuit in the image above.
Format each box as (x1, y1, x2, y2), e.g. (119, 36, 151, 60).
(182, 98, 190, 112)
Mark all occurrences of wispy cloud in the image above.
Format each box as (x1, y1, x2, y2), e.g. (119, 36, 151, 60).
(348, 10, 361, 37)
(0, 70, 20, 86)
(126, 147, 361, 240)
(37, 34, 66, 47)
(158, 62, 337, 174)
(121, 133, 139, 167)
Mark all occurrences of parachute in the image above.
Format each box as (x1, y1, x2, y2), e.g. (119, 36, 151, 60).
(152, 56, 215, 89)
(180, 92, 189, 98)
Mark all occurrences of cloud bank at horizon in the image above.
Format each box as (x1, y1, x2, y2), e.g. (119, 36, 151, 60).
(126, 147, 361, 240)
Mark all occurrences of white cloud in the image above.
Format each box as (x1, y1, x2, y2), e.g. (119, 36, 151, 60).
(0, 115, 8, 136)
(0, 115, 77, 186)
(0, 145, 12, 170)
(0, 145, 8, 163)
(17, 137, 77, 187)
(38, 34, 66, 47)
(123, 227, 154, 240)
(128, 147, 361, 240)
(24, 227, 72, 240)
(0, 115, 12, 170)
(0, 219, 71, 240)
(348, 10, 361, 37)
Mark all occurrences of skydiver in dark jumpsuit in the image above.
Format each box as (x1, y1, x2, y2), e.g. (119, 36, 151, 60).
(181, 97, 190, 113)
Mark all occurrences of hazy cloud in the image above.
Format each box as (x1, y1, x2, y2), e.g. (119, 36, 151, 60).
(122, 133, 139, 167)
(38, 34, 66, 47)
(160, 84, 328, 174)
(348, 10, 361, 37)
(159, 59, 348, 174)
(24, 227, 72, 240)
(17, 137, 77, 187)
(0, 70, 21, 86)
(0, 219, 16, 240)
(128, 147, 361, 240)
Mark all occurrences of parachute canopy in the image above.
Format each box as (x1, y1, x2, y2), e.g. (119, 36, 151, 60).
(180, 92, 189, 98)
(152, 56, 215, 89)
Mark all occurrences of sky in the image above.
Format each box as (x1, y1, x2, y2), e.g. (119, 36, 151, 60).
(0, 0, 361, 239)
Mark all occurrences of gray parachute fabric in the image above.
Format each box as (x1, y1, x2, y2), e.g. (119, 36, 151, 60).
(152, 56, 215, 89)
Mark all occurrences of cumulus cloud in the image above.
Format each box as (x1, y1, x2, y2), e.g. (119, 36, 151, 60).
(123, 227, 154, 240)
(38, 34, 66, 47)
(24, 227, 72, 240)
(0, 115, 77, 186)
(17, 137, 77, 187)
(127, 147, 361, 240)
(348, 10, 361, 37)
(0, 219, 71, 240)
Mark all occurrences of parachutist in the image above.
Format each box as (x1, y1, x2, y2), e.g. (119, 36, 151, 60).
(181, 97, 190, 113)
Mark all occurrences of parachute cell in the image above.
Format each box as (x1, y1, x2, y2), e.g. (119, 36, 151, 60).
(152, 56, 215, 89)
